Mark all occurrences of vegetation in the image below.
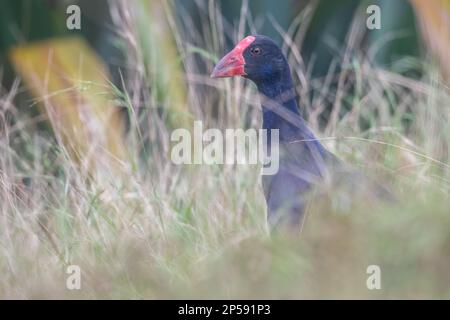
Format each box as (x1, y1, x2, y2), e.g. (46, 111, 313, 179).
(0, 0, 449, 299)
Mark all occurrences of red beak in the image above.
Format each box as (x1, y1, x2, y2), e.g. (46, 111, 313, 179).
(211, 36, 256, 78)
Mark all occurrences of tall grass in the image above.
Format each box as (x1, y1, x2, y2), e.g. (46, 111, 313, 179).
(0, 1, 449, 298)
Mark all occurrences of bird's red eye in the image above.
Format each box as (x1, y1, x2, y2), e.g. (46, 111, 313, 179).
(251, 47, 261, 55)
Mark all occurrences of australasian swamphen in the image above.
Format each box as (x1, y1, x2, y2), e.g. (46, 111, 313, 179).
(211, 35, 393, 232)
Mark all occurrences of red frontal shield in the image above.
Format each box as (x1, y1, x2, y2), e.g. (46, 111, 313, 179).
(211, 36, 256, 78)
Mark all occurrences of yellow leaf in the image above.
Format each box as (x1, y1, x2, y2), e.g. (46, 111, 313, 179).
(9, 37, 127, 174)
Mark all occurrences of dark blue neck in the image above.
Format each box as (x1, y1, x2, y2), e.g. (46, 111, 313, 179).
(256, 69, 317, 143)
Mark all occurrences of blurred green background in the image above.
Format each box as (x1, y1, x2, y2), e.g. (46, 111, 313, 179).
(2, 0, 448, 153)
(2, 0, 445, 135)
(0, 0, 431, 84)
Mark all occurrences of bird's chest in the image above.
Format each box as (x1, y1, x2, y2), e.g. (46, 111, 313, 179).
(261, 142, 310, 198)
(261, 137, 329, 205)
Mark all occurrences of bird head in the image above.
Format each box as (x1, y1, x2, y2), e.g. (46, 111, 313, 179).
(211, 35, 288, 84)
